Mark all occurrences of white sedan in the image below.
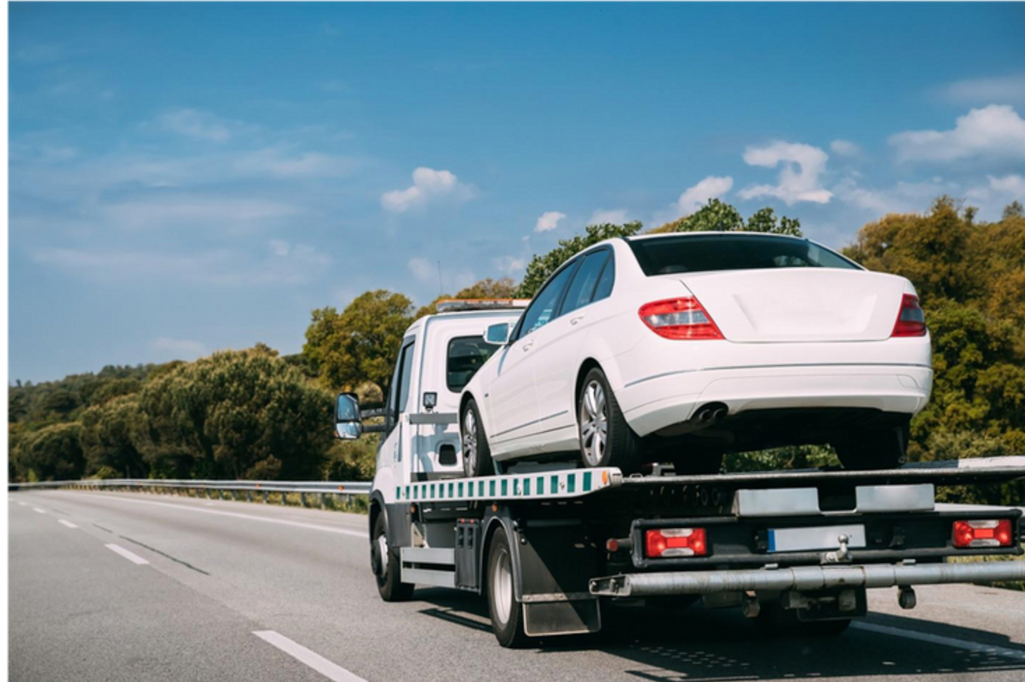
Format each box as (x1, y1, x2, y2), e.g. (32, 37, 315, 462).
(459, 232, 932, 476)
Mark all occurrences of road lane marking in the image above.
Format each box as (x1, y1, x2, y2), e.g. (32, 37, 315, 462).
(58, 520, 78, 529)
(90, 494, 367, 538)
(854, 622, 1025, 662)
(105, 543, 150, 565)
(33, 507, 46, 514)
(254, 631, 368, 682)
(18, 502, 27, 506)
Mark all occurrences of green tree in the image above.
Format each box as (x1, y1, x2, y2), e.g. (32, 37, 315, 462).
(303, 290, 414, 393)
(518, 222, 643, 298)
(12, 423, 85, 481)
(80, 395, 146, 478)
(1003, 200, 1024, 220)
(649, 199, 803, 237)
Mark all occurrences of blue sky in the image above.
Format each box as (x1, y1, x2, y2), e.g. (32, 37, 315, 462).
(10, 2, 1025, 382)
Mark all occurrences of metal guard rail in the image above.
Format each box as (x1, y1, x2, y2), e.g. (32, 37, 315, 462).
(8, 478, 371, 496)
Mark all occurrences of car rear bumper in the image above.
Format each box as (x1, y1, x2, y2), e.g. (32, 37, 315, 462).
(618, 363, 933, 438)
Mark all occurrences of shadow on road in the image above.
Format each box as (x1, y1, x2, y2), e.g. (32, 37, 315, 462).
(413, 588, 1025, 680)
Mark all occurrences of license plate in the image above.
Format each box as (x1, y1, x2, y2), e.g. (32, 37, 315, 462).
(768, 524, 866, 553)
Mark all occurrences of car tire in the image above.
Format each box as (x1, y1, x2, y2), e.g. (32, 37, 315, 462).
(371, 512, 415, 602)
(833, 422, 909, 470)
(487, 526, 529, 648)
(578, 367, 644, 473)
(462, 399, 494, 478)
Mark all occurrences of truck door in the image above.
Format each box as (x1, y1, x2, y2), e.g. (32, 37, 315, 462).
(379, 335, 418, 483)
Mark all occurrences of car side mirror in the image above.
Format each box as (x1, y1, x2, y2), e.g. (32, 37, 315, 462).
(335, 392, 363, 440)
(484, 322, 511, 346)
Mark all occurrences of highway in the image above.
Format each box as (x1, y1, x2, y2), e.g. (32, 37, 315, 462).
(9, 490, 1025, 682)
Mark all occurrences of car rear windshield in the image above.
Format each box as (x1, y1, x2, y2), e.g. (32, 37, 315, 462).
(627, 234, 859, 276)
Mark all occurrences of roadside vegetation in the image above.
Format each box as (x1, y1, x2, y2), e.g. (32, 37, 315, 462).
(10, 199, 1025, 507)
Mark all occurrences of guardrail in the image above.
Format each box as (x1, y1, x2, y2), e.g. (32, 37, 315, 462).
(8, 478, 371, 507)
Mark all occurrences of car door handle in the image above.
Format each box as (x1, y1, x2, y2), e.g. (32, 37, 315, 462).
(570, 314, 585, 325)
(522, 341, 534, 352)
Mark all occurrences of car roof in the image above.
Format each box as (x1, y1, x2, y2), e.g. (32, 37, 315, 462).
(625, 230, 807, 243)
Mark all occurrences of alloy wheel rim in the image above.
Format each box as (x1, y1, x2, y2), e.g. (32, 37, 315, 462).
(492, 547, 513, 624)
(463, 410, 478, 474)
(580, 380, 608, 467)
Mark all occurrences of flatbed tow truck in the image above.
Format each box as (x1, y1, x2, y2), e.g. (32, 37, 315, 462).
(334, 301, 1025, 647)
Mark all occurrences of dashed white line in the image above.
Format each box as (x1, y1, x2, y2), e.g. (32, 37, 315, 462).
(254, 630, 368, 682)
(854, 622, 1025, 661)
(33, 507, 46, 514)
(104, 543, 150, 565)
(89, 494, 367, 538)
(18, 502, 27, 506)
(58, 519, 79, 529)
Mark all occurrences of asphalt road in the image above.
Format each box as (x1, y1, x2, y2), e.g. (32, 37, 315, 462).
(9, 490, 1025, 682)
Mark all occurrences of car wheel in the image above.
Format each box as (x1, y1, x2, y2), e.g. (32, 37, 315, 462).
(578, 367, 643, 473)
(487, 526, 529, 648)
(462, 399, 494, 478)
(833, 422, 909, 470)
(371, 512, 414, 602)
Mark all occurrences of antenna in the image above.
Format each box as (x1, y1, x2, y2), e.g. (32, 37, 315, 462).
(437, 260, 444, 296)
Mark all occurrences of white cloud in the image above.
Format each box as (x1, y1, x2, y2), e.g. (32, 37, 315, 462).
(156, 109, 251, 143)
(268, 239, 290, 257)
(408, 257, 437, 283)
(408, 257, 475, 293)
(966, 174, 1025, 206)
(941, 73, 1025, 106)
(493, 255, 527, 275)
(233, 147, 358, 178)
(889, 105, 1025, 163)
(381, 167, 474, 213)
(32, 244, 328, 286)
(151, 338, 207, 360)
(99, 195, 303, 232)
(588, 208, 629, 225)
(738, 141, 832, 205)
(534, 211, 566, 233)
(834, 176, 955, 215)
(676, 176, 733, 215)
(830, 140, 861, 158)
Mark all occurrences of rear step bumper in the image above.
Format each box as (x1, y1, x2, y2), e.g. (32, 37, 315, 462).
(589, 561, 1025, 597)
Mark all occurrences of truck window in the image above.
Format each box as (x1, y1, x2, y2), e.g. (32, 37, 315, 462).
(447, 336, 498, 392)
(388, 339, 416, 425)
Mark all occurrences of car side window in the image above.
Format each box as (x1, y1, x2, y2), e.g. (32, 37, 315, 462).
(592, 254, 615, 302)
(515, 261, 579, 340)
(561, 250, 611, 315)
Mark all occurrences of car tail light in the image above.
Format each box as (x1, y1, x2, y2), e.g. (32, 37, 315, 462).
(639, 298, 723, 340)
(645, 528, 707, 557)
(892, 294, 927, 337)
(952, 519, 1013, 548)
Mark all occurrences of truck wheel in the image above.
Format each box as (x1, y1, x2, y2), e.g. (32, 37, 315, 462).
(462, 399, 494, 478)
(833, 423, 909, 470)
(486, 526, 528, 648)
(578, 368, 643, 473)
(371, 512, 414, 602)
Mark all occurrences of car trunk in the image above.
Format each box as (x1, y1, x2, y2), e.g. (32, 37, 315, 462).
(676, 269, 906, 343)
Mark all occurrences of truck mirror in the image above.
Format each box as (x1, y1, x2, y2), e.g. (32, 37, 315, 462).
(484, 322, 510, 346)
(335, 393, 363, 440)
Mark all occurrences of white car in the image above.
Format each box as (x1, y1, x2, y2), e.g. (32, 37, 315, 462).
(459, 232, 932, 476)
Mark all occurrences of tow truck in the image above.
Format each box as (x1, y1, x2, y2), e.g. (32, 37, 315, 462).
(334, 300, 1025, 647)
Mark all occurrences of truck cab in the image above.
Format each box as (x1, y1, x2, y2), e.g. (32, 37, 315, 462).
(338, 302, 527, 556)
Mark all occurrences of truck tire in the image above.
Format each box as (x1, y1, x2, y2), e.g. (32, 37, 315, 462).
(486, 526, 528, 648)
(833, 423, 909, 470)
(371, 512, 414, 602)
(578, 368, 643, 473)
(462, 399, 494, 478)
